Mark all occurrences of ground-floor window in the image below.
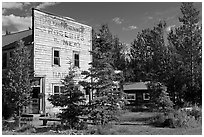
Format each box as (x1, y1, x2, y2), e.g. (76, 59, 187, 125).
(53, 84, 64, 95)
(125, 93, 136, 100)
(143, 93, 150, 100)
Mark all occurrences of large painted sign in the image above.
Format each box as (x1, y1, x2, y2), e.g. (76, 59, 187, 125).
(33, 9, 91, 48)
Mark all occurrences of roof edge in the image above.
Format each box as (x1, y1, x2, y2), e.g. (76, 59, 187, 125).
(2, 29, 32, 37)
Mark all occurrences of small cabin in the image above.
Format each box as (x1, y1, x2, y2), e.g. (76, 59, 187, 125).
(123, 82, 151, 106)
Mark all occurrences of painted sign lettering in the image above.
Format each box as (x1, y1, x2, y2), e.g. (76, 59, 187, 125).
(36, 25, 84, 42)
(53, 38, 80, 47)
(53, 72, 68, 79)
(34, 12, 85, 34)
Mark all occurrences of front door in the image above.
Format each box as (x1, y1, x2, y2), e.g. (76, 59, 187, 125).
(31, 78, 41, 114)
(32, 87, 40, 114)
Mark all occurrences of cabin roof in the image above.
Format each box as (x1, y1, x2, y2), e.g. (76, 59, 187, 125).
(123, 82, 149, 91)
(2, 29, 32, 47)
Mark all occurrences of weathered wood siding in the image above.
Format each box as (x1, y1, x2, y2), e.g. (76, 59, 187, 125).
(33, 9, 92, 112)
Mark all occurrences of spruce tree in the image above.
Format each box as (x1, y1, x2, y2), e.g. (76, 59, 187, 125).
(80, 24, 125, 125)
(48, 67, 86, 129)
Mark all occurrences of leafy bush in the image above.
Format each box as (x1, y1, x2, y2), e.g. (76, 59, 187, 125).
(151, 107, 202, 128)
(186, 106, 202, 120)
(15, 124, 36, 133)
(2, 120, 17, 131)
(86, 125, 116, 135)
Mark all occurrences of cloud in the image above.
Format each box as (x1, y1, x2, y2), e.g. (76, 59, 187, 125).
(2, 2, 31, 10)
(166, 25, 175, 32)
(112, 17, 124, 24)
(148, 16, 153, 20)
(123, 25, 138, 31)
(2, 2, 31, 14)
(36, 2, 59, 9)
(2, 14, 31, 32)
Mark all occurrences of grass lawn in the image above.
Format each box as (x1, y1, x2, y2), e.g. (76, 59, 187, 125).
(2, 111, 202, 135)
(109, 124, 202, 135)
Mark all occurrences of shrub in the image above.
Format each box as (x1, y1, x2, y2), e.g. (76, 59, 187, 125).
(15, 124, 36, 132)
(2, 120, 17, 131)
(187, 106, 202, 120)
(86, 124, 116, 135)
(151, 113, 166, 127)
(151, 108, 202, 128)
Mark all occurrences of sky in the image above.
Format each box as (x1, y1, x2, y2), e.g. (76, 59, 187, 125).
(2, 1, 202, 46)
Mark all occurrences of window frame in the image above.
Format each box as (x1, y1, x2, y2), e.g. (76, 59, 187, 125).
(73, 51, 80, 68)
(126, 93, 136, 100)
(53, 84, 64, 95)
(52, 48, 61, 66)
(143, 92, 150, 100)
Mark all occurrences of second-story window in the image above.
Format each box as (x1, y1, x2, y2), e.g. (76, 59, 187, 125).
(2, 52, 7, 69)
(53, 48, 60, 66)
(74, 51, 79, 68)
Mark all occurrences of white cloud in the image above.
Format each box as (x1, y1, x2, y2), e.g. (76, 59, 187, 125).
(2, 14, 31, 32)
(2, 2, 31, 10)
(112, 17, 124, 24)
(36, 2, 59, 9)
(2, 2, 31, 15)
(148, 16, 153, 20)
(166, 25, 175, 32)
(123, 25, 138, 31)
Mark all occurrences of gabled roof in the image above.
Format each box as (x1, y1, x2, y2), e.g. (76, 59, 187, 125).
(123, 82, 149, 91)
(2, 29, 32, 47)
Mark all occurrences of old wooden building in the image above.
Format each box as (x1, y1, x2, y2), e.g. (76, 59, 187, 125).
(123, 82, 151, 106)
(2, 9, 92, 115)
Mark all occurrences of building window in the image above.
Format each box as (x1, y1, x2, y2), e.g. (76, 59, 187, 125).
(143, 93, 150, 100)
(53, 85, 64, 95)
(73, 51, 79, 68)
(126, 93, 136, 100)
(53, 48, 60, 66)
(2, 52, 7, 69)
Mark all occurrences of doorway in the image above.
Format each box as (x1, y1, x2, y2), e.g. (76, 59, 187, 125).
(31, 87, 40, 114)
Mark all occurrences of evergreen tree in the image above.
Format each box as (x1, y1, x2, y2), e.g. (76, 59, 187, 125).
(80, 24, 125, 125)
(2, 40, 32, 119)
(112, 36, 127, 71)
(147, 82, 174, 113)
(130, 21, 168, 82)
(168, 2, 202, 105)
(48, 67, 86, 129)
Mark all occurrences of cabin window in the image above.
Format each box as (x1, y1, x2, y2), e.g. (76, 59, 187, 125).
(126, 93, 136, 100)
(2, 52, 8, 69)
(73, 51, 79, 68)
(53, 48, 60, 66)
(53, 85, 64, 95)
(143, 93, 150, 100)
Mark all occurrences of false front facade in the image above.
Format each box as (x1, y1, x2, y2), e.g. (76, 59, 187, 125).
(2, 9, 92, 115)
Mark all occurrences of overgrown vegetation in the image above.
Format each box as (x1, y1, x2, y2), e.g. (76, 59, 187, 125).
(128, 2, 201, 106)
(2, 40, 32, 121)
(2, 2, 202, 134)
(151, 106, 202, 128)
